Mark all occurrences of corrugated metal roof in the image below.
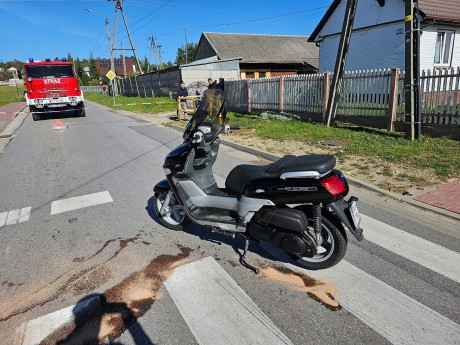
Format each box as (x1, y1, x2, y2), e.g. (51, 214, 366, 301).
(202, 33, 319, 68)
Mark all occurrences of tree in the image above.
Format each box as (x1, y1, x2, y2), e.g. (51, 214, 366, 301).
(88, 53, 100, 80)
(175, 42, 197, 65)
(0, 70, 13, 82)
(163, 61, 175, 69)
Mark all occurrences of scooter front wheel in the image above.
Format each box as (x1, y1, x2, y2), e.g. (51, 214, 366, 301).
(289, 216, 347, 270)
(153, 191, 189, 231)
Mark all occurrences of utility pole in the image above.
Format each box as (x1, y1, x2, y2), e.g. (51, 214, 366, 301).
(414, 0, 422, 140)
(404, 0, 415, 140)
(148, 36, 164, 71)
(122, 41, 127, 77)
(324, 0, 359, 126)
(185, 26, 189, 64)
(109, 0, 143, 75)
(105, 18, 114, 75)
(148, 36, 154, 73)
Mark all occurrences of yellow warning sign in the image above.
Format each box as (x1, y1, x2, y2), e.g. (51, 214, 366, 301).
(106, 70, 116, 80)
(405, 15, 412, 22)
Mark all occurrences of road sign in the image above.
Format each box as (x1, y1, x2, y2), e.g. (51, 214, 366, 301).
(106, 70, 116, 81)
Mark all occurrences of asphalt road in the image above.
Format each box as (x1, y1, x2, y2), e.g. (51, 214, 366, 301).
(0, 101, 459, 345)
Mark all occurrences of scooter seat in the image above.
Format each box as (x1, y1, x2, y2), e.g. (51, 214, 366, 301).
(225, 155, 336, 195)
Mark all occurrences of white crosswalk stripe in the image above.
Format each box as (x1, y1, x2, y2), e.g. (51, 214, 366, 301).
(360, 214, 460, 283)
(165, 257, 293, 345)
(15, 212, 460, 345)
(0, 207, 31, 228)
(50, 191, 113, 215)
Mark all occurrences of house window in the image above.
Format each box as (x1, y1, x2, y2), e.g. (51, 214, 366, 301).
(434, 30, 455, 65)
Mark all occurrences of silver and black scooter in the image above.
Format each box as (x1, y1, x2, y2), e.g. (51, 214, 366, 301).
(153, 89, 363, 272)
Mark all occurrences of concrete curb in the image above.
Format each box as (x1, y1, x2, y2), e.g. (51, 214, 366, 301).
(165, 122, 460, 222)
(0, 104, 28, 154)
(15, 295, 101, 345)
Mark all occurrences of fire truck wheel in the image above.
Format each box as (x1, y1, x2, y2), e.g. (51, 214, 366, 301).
(76, 109, 86, 117)
(32, 113, 40, 121)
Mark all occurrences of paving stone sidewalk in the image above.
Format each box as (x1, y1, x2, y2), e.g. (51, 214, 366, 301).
(0, 102, 26, 133)
(415, 180, 460, 215)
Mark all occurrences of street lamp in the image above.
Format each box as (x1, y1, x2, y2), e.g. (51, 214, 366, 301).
(85, 8, 114, 74)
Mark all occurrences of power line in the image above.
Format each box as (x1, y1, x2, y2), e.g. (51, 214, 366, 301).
(153, 5, 329, 38)
(189, 6, 329, 28)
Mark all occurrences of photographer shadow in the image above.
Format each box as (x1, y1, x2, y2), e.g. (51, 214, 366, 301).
(56, 294, 154, 345)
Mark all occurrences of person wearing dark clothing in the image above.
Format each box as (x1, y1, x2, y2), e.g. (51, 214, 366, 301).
(177, 82, 189, 120)
(207, 78, 216, 89)
(216, 78, 224, 92)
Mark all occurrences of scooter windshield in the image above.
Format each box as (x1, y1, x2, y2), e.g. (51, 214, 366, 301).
(186, 89, 226, 140)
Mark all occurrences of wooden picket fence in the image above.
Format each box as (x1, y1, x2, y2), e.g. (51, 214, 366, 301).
(225, 67, 460, 129)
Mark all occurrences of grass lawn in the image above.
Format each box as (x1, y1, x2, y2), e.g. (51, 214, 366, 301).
(0, 84, 26, 107)
(227, 112, 460, 178)
(85, 93, 176, 114)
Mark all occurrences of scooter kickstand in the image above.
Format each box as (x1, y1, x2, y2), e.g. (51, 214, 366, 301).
(239, 237, 260, 274)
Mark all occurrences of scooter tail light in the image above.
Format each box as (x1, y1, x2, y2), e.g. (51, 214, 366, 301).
(321, 175, 347, 195)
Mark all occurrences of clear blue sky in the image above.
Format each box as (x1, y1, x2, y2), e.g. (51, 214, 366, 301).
(0, 0, 331, 64)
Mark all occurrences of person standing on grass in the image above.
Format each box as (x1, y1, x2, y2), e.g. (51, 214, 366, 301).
(177, 81, 189, 120)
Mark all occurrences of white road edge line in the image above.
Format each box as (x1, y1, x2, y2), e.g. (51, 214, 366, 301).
(260, 243, 460, 345)
(50, 191, 113, 215)
(165, 256, 293, 345)
(361, 214, 460, 283)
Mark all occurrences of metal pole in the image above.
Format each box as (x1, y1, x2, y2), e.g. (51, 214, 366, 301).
(414, 0, 422, 139)
(185, 26, 188, 64)
(122, 41, 127, 78)
(405, 0, 415, 140)
(111, 4, 118, 97)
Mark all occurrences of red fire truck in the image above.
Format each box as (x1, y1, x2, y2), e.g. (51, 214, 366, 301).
(24, 59, 86, 121)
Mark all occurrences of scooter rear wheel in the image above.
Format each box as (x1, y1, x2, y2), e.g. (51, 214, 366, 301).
(153, 191, 189, 231)
(289, 216, 347, 270)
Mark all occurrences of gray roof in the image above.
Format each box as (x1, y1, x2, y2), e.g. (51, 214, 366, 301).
(201, 32, 319, 68)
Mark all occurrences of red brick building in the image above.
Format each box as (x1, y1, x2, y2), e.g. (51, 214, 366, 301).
(96, 57, 135, 77)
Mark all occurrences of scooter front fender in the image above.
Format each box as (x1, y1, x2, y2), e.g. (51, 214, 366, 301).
(153, 179, 170, 194)
(328, 199, 364, 241)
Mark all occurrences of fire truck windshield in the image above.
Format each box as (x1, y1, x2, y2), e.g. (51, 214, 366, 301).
(26, 65, 75, 79)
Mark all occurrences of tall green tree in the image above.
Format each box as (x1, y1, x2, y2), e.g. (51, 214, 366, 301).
(175, 42, 197, 65)
(88, 53, 100, 80)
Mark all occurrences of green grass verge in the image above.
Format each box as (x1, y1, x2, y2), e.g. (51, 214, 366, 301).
(85, 93, 176, 114)
(0, 84, 26, 107)
(227, 112, 460, 178)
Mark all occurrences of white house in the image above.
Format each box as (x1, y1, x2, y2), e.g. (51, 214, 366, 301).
(7, 67, 18, 78)
(309, 0, 460, 72)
